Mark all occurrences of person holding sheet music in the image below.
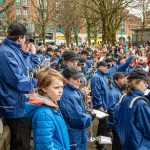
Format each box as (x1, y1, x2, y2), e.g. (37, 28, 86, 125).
(91, 61, 111, 150)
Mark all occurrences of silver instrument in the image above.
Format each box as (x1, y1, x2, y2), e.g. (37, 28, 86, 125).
(0, 118, 3, 139)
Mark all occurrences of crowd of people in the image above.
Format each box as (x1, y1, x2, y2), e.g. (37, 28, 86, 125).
(0, 22, 150, 150)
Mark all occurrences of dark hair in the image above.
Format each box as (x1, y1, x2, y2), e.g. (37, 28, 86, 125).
(7, 35, 24, 41)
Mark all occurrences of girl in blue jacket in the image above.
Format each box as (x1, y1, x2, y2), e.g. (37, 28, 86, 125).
(117, 69, 150, 150)
(25, 67, 70, 150)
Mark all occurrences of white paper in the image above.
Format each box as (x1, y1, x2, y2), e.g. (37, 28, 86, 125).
(97, 136, 112, 144)
(41, 58, 50, 66)
(92, 109, 109, 119)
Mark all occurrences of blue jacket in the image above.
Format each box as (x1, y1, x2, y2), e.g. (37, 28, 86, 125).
(91, 69, 111, 110)
(25, 95, 70, 150)
(21, 50, 41, 75)
(107, 83, 122, 130)
(107, 55, 133, 78)
(0, 38, 37, 118)
(59, 84, 92, 150)
(117, 90, 150, 150)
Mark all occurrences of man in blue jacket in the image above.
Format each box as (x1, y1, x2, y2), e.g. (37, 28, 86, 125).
(0, 22, 37, 150)
(91, 61, 111, 150)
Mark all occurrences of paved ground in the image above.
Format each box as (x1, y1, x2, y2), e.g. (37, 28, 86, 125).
(88, 118, 112, 150)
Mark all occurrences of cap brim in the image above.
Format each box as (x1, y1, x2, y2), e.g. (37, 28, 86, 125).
(72, 73, 84, 79)
(68, 57, 78, 61)
(144, 77, 150, 82)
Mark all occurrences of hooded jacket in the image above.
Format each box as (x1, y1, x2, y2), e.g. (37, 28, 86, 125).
(91, 69, 111, 110)
(107, 83, 122, 130)
(59, 84, 92, 150)
(25, 94, 70, 150)
(0, 38, 37, 118)
(117, 90, 150, 150)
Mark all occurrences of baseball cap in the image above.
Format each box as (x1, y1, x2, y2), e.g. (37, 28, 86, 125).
(81, 50, 89, 56)
(62, 67, 83, 79)
(113, 72, 127, 80)
(97, 61, 107, 68)
(47, 47, 54, 52)
(62, 51, 78, 61)
(7, 22, 27, 36)
(105, 58, 113, 63)
(127, 69, 150, 81)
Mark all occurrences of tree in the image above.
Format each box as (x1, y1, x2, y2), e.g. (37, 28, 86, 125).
(85, 0, 134, 45)
(0, 0, 16, 14)
(54, 0, 84, 47)
(0, 0, 17, 35)
(31, 0, 54, 45)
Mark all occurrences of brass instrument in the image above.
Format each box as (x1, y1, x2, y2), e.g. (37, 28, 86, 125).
(80, 78, 96, 142)
(80, 78, 112, 145)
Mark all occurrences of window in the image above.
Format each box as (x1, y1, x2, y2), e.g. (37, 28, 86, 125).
(24, 10, 28, 17)
(16, 0, 21, 6)
(24, 0, 28, 6)
(56, 2, 59, 10)
(16, 8, 21, 16)
(38, 0, 47, 8)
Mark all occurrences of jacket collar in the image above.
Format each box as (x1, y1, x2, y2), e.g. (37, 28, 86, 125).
(130, 89, 144, 97)
(4, 38, 22, 49)
(113, 82, 121, 90)
(26, 94, 58, 110)
(97, 69, 106, 76)
(65, 83, 78, 90)
(21, 50, 30, 59)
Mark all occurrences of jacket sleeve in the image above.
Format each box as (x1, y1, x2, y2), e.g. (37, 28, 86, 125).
(62, 97, 92, 129)
(0, 51, 37, 91)
(118, 55, 133, 72)
(135, 101, 150, 140)
(33, 111, 56, 150)
(30, 54, 41, 66)
(91, 76, 103, 109)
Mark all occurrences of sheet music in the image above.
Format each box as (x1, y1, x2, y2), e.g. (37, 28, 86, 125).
(41, 58, 50, 66)
(97, 136, 112, 144)
(92, 109, 109, 119)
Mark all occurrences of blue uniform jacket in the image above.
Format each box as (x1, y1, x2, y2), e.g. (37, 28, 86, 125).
(107, 55, 133, 78)
(21, 50, 41, 74)
(107, 83, 122, 130)
(91, 69, 111, 110)
(25, 96, 70, 150)
(117, 90, 150, 150)
(59, 84, 92, 150)
(0, 38, 37, 118)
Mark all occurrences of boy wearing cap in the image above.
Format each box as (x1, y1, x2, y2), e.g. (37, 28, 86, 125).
(91, 61, 111, 150)
(108, 72, 127, 150)
(0, 22, 37, 150)
(61, 51, 78, 72)
(59, 67, 92, 150)
(117, 69, 150, 150)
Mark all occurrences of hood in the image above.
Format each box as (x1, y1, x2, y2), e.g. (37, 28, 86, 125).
(24, 94, 58, 118)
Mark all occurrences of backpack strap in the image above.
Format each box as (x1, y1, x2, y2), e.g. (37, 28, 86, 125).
(129, 96, 150, 108)
(118, 94, 126, 104)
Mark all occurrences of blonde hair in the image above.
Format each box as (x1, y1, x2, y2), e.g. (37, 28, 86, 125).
(36, 67, 65, 95)
(127, 79, 142, 94)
